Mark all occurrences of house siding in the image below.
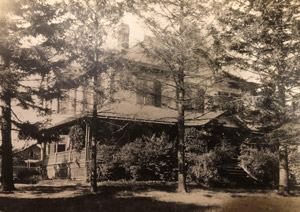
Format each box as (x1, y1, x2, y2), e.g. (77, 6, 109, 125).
(43, 149, 87, 180)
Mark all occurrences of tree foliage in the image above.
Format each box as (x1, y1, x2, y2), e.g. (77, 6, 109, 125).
(69, 125, 85, 151)
(0, 0, 70, 191)
(115, 133, 177, 181)
(126, 0, 227, 192)
(217, 0, 300, 194)
(239, 148, 278, 187)
(62, 0, 124, 192)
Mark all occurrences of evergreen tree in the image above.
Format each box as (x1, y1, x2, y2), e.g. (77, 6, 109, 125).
(127, 0, 225, 192)
(0, 0, 70, 191)
(218, 0, 300, 194)
(63, 0, 124, 192)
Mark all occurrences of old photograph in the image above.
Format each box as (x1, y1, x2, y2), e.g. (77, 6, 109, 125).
(0, 0, 300, 211)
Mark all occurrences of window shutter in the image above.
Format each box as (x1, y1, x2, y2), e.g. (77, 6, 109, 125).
(153, 80, 162, 107)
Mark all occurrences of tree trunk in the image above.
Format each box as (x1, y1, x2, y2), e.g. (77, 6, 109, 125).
(1, 94, 15, 191)
(177, 70, 187, 193)
(90, 129, 97, 192)
(278, 145, 289, 195)
(90, 74, 98, 193)
(278, 84, 289, 195)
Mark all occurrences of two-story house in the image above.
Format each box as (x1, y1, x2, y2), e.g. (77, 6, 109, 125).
(40, 25, 257, 181)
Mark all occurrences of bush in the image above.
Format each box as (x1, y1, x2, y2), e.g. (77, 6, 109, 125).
(115, 133, 177, 181)
(289, 150, 300, 186)
(238, 148, 278, 187)
(187, 143, 236, 186)
(97, 144, 128, 181)
(16, 169, 41, 184)
(185, 128, 208, 154)
(69, 125, 85, 151)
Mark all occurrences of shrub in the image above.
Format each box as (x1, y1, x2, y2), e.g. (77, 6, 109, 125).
(69, 125, 85, 151)
(238, 148, 278, 187)
(185, 128, 209, 155)
(97, 144, 128, 181)
(16, 169, 41, 184)
(115, 133, 177, 181)
(289, 150, 300, 186)
(187, 143, 236, 186)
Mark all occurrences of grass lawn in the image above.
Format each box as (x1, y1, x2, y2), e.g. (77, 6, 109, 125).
(0, 180, 299, 212)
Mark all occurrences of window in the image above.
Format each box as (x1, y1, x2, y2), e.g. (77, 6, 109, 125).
(29, 150, 34, 158)
(228, 81, 239, 89)
(57, 97, 68, 114)
(82, 88, 88, 110)
(57, 144, 66, 152)
(136, 79, 162, 107)
(186, 87, 205, 112)
(153, 80, 162, 107)
(216, 91, 242, 110)
(218, 91, 240, 98)
(218, 91, 230, 97)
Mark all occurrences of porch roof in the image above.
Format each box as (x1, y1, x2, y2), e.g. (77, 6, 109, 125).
(45, 103, 225, 130)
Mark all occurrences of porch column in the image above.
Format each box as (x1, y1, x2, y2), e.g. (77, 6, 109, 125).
(40, 142, 45, 162)
(55, 142, 58, 164)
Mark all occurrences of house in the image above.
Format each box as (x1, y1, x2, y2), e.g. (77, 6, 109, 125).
(40, 24, 257, 181)
(13, 144, 41, 176)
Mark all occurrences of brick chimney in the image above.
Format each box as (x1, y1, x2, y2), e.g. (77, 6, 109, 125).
(118, 23, 130, 52)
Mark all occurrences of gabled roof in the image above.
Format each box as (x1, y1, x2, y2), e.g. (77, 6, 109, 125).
(125, 38, 166, 70)
(14, 143, 41, 154)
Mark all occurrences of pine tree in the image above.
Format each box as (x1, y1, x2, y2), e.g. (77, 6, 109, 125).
(126, 0, 225, 192)
(0, 0, 70, 191)
(63, 0, 124, 192)
(218, 0, 300, 194)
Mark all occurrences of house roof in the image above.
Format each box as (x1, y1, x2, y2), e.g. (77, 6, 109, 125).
(98, 103, 225, 126)
(14, 143, 41, 154)
(125, 38, 260, 85)
(125, 38, 166, 71)
(46, 103, 225, 130)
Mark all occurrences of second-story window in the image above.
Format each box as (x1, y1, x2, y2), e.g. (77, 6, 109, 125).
(185, 87, 205, 112)
(57, 97, 68, 114)
(153, 80, 162, 107)
(82, 88, 88, 111)
(136, 79, 162, 107)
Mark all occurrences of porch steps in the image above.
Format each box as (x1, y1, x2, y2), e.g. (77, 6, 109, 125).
(220, 164, 260, 188)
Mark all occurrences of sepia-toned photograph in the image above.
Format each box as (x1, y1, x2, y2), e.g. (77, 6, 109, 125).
(0, 0, 299, 211)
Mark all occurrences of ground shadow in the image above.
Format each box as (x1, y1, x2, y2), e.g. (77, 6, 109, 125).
(0, 193, 219, 212)
(17, 185, 88, 194)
